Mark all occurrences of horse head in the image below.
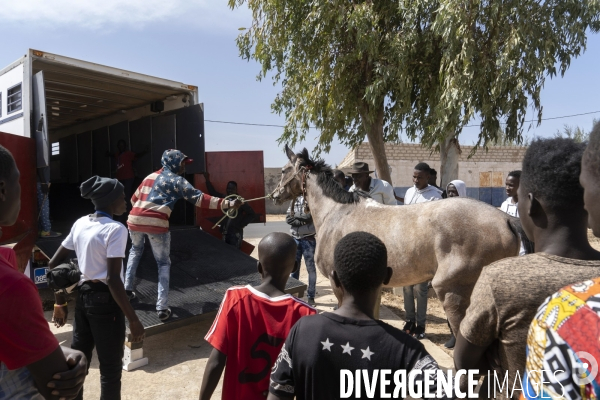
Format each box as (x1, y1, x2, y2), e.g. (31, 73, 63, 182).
(271, 145, 312, 205)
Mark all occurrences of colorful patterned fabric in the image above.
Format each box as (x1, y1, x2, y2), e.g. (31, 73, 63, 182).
(522, 277, 600, 400)
(127, 149, 230, 234)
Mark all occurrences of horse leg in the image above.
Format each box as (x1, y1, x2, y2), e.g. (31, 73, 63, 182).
(431, 278, 476, 337)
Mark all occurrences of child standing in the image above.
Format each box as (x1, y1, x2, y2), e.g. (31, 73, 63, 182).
(268, 232, 448, 400)
(50, 176, 145, 400)
(200, 232, 316, 400)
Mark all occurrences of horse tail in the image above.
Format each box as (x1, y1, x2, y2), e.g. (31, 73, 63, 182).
(506, 217, 535, 254)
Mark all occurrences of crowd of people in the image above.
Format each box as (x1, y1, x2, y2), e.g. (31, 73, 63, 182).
(1, 122, 600, 399)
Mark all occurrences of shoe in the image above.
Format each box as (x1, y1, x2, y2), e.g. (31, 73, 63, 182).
(307, 297, 316, 306)
(444, 334, 456, 349)
(402, 320, 416, 335)
(39, 231, 62, 238)
(126, 290, 136, 301)
(413, 326, 425, 340)
(157, 308, 171, 321)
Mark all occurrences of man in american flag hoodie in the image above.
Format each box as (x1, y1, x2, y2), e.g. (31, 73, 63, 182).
(124, 149, 242, 321)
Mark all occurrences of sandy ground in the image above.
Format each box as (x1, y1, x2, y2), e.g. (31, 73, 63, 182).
(265, 214, 286, 222)
(45, 229, 600, 398)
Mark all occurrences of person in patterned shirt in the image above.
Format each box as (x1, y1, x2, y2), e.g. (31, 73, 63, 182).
(124, 149, 242, 321)
(521, 122, 600, 400)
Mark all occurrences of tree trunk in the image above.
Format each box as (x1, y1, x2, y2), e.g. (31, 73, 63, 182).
(439, 135, 461, 188)
(360, 105, 393, 185)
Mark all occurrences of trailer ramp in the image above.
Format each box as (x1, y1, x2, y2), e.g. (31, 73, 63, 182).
(36, 226, 307, 336)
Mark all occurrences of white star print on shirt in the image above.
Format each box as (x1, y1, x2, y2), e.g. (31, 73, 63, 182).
(341, 342, 354, 355)
(321, 338, 334, 351)
(166, 189, 171, 194)
(361, 347, 374, 361)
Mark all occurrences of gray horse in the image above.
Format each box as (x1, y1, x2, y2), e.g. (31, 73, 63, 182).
(272, 146, 528, 334)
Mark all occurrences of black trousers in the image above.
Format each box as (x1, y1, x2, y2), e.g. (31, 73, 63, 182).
(224, 230, 243, 249)
(71, 282, 125, 400)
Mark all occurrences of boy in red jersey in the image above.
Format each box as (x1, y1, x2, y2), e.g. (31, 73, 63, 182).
(199, 232, 317, 400)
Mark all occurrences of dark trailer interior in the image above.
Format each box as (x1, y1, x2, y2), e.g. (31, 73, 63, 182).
(33, 56, 205, 230)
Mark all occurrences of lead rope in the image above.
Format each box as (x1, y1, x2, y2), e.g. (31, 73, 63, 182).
(211, 193, 275, 230)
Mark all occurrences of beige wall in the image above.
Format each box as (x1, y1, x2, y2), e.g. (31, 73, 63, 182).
(338, 143, 526, 188)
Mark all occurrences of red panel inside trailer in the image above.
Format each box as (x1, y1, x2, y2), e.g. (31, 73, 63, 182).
(193, 151, 266, 255)
(0, 132, 38, 272)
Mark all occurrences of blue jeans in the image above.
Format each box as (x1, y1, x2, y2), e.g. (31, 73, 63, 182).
(403, 282, 429, 328)
(290, 237, 317, 299)
(125, 231, 171, 311)
(37, 182, 51, 232)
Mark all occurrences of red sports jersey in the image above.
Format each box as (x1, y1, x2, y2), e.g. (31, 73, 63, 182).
(205, 285, 316, 400)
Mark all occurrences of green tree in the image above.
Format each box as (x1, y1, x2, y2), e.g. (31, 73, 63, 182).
(554, 119, 598, 143)
(229, 0, 600, 184)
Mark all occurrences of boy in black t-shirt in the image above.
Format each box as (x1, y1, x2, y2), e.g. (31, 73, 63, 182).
(268, 232, 450, 400)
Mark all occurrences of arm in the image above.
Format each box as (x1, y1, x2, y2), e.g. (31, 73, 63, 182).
(202, 172, 224, 198)
(46, 347, 88, 400)
(179, 178, 240, 210)
(286, 214, 304, 227)
(286, 202, 305, 227)
(454, 331, 492, 372)
(26, 346, 70, 399)
(106, 258, 145, 342)
(453, 273, 498, 373)
(199, 347, 227, 400)
(295, 210, 312, 224)
(48, 245, 73, 327)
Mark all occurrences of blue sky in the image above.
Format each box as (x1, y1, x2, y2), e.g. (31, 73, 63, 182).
(1, 0, 599, 167)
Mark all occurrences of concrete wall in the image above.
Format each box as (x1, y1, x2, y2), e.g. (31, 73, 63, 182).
(338, 143, 526, 206)
(264, 167, 290, 214)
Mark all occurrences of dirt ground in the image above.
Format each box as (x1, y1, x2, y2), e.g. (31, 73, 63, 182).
(45, 229, 600, 398)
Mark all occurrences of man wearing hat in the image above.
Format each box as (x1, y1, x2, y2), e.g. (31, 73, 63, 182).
(348, 162, 397, 205)
(125, 149, 242, 321)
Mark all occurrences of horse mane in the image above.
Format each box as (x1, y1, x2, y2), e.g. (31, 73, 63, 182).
(296, 148, 365, 204)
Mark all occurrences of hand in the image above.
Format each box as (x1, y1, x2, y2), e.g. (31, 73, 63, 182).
(47, 347, 87, 400)
(129, 320, 145, 343)
(231, 199, 243, 210)
(53, 306, 68, 328)
(40, 183, 50, 195)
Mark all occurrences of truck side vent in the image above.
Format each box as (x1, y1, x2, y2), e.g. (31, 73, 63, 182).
(7, 83, 22, 114)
